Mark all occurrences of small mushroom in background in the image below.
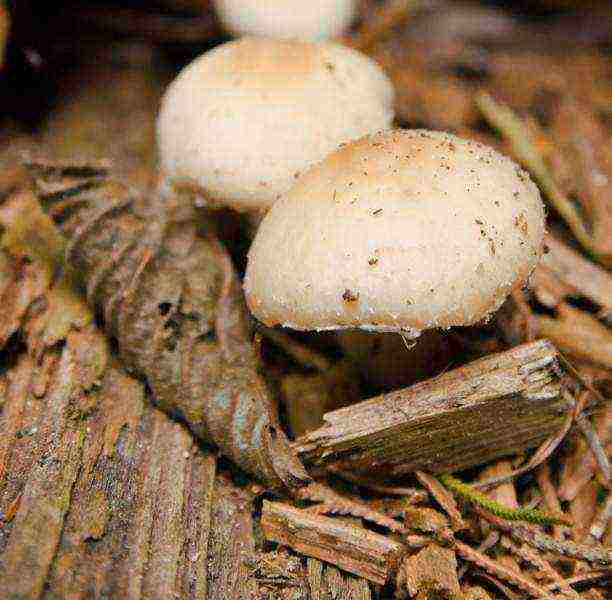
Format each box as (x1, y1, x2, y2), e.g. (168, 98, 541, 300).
(212, 0, 359, 41)
(245, 129, 545, 387)
(157, 37, 394, 221)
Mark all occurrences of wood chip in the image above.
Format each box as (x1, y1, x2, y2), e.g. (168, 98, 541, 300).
(296, 340, 572, 476)
(261, 501, 405, 585)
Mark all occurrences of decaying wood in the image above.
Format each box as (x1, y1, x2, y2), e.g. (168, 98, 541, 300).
(295, 340, 575, 476)
(478, 509, 612, 566)
(0, 224, 270, 598)
(0, 250, 222, 598)
(559, 402, 611, 502)
(414, 471, 466, 531)
(541, 234, 612, 322)
(297, 481, 405, 533)
(247, 550, 309, 599)
(589, 493, 612, 543)
(22, 162, 307, 489)
(261, 501, 405, 585)
(397, 544, 462, 599)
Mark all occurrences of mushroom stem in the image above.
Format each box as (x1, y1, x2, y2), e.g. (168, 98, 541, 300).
(337, 329, 454, 392)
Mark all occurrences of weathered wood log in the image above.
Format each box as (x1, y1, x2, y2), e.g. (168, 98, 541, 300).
(261, 501, 405, 585)
(295, 340, 574, 477)
(0, 237, 270, 598)
(20, 162, 307, 489)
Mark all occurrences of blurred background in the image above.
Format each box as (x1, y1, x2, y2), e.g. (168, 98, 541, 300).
(1, 1, 610, 189)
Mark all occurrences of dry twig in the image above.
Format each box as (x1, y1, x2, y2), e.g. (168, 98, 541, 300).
(455, 540, 551, 598)
(478, 509, 611, 566)
(415, 470, 466, 531)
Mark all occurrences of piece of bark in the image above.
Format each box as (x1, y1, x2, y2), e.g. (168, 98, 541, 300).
(414, 471, 466, 532)
(26, 163, 307, 489)
(455, 540, 550, 599)
(397, 544, 462, 600)
(569, 479, 600, 543)
(535, 463, 567, 540)
(559, 403, 611, 501)
(247, 550, 308, 599)
(0, 357, 221, 598)
(299, 481, 404, 533)
(261, 501, 404, 585)
(589, 492, 612, 543)
(463, 586, 494, 600)
(295, 340, 573, 476)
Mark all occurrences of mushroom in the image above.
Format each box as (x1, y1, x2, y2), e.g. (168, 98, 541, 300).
(244, 129, 545, 379)
(213, 0, 359, 41)
(157, 37, 394, 216)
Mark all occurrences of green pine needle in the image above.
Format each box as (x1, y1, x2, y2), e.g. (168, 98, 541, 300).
(437, 473, 567, 526)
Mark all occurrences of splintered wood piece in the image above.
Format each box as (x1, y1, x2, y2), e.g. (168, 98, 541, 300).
(261, 501, 404, 585)
(295, 340, 572, 476)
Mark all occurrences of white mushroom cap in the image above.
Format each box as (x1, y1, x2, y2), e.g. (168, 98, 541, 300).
(213, 0, 358, 41)
(245, 129, 545, 335)
(157, 37, 394, 212)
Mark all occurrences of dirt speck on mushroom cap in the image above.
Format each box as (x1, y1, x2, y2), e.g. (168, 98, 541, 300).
(244, 129, 546, 333)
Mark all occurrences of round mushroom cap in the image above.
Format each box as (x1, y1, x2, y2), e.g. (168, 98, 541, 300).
(213, 0, 358, 41)
(157, 37, 394, 212)
(245, 129, 545, 335)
